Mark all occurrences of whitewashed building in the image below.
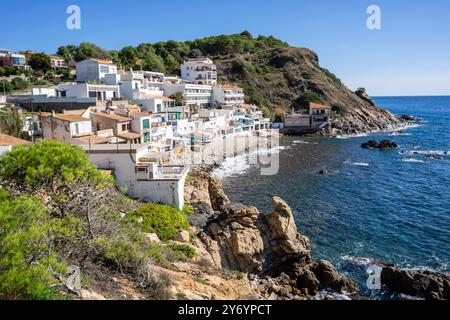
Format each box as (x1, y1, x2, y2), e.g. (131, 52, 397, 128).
(40, 113, 93, 143)
(81, 144, 189, 209)
(181, 58, 217, 85)
(57, 83, 120, 101)
(76, 59, 118, 84)
(212, 84, 245, 107)
(163, 83, 213, 110)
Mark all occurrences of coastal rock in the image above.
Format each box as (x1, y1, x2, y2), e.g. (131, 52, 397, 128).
(378, 139, 398, 149)
(188, 169, 357, 298)
(381, 266, 450, 300)
(361, 139, 398, 149)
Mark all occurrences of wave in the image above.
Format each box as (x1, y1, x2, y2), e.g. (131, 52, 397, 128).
(335, 122, 423, 139)
(402, 158, 425, 163)
(345, 161, 370, 167)
(211, 145, 286, 179)
(405, 150, 449, 156)
(293, 140, 319, 145)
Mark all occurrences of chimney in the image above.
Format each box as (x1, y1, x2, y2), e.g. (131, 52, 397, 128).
(52, 111, 56, 117)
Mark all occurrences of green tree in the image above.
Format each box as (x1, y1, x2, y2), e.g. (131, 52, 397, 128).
(164, 54, 179, 73)
(170, 92, 184, 106)
(0, 191, 80, 299)
(28, 53, 52, 73)
(119, 46, 138, 68)
(295, 92, 324, 110)
(0, 141, 112, 217)
(0, 79, 13, 94)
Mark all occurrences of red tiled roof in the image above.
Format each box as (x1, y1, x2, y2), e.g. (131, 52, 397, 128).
(93, 112, 131, 122)
(54, 114, 89, 122)
(309, 102, 331, 109)
(0, 134, 30, 146)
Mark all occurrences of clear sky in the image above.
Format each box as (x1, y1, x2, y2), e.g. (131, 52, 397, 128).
(2, 0, 450, 96)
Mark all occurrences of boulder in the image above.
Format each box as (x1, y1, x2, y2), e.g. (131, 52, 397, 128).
(361, 139, 379, 149)
(79, 289, 106, 300)
(174, 230, 190, 243)
(361, 139, 398, 149)
(381, 266, 450, 300)
(378, 139, 398, 149)
(144, 233, 161, 243)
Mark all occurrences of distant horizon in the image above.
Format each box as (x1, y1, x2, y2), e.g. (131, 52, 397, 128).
(1, 0, 450, 97)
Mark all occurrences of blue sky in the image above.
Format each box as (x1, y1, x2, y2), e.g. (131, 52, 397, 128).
(2, 0, 450, 96)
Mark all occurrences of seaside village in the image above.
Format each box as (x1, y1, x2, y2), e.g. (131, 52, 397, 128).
(0, 50, 333, 209)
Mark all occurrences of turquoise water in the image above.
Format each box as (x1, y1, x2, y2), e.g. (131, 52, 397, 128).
(217, 96, 450, 296)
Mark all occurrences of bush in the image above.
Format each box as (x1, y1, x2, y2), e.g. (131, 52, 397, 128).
(331, 103, 348, 116)
(231, 59, 256, 78)
(296, 92, 324, 110)
(167, 243, 196, 259)
(131, 203, 189, 241)
(301, 72, 312, 80)
(11, 77, 29, 90)
(0, 79, 13, 94)
(0, 192, 81, 299)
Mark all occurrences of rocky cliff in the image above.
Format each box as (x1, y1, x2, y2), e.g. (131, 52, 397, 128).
(215, 47, 402, 135)
(185, 169, 357, 299)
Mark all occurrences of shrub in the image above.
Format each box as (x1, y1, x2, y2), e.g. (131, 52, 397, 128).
(301, 72, 312, 80)
(131, 203, 189, 241)
(296, 92, 324, 110)
(11, 77, 29, 90)
(0, 192, 81, 299)
(321, 68, 342, 85)
(331, 103, 348, 116)
(231, 59, 256, 78)
(167, 243, 196, 260)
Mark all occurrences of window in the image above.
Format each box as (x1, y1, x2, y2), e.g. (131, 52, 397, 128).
(157, 104, 162, 113)
(136, 167, 148, 173)
(142, 119, 150, 129)
(100, 66, 109, 73)
(144, 132, 151, 142)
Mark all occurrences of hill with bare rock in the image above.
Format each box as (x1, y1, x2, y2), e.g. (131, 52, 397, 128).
(214, 47, 402, 135)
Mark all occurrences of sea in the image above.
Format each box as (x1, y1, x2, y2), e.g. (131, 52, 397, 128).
(212, 96, 450, 299)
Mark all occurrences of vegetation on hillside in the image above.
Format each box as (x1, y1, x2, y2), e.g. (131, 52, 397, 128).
(57, 31, 288, 74)
(0, 141, 195, 300)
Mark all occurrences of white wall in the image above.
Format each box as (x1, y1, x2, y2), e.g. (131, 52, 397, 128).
(87, 151, 187, 209)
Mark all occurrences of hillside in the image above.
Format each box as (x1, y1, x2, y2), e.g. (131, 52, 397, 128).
(55, 32, 402, 134)
(214, 47, 401, 134)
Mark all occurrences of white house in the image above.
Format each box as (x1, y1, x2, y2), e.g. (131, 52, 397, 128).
(40, 113, 93, 143)
(181, 58, 217, 85)
(81, 143, 189, 209)
(163, 83, 213, 110)
(57, 83, 120, 101)
(212, 84, 245, 107)
(50, 56, 67, 69)
(76, 59, 118, 84)
(135, 95, 175, 113)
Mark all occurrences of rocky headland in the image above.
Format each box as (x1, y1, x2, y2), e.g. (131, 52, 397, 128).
(184, 168, 358, 299)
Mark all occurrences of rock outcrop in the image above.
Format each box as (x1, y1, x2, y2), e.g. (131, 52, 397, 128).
(381, 266, 450, 300)
(186, 169, 358, 299)
(361, 139, 398, 149)
(216, 47, 403, 136)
